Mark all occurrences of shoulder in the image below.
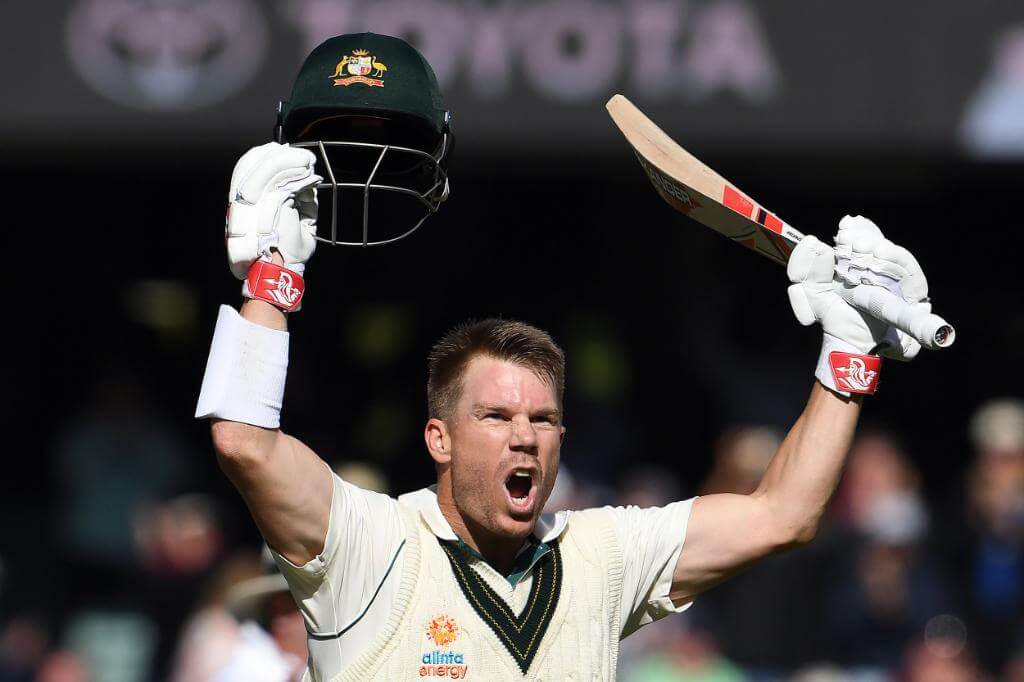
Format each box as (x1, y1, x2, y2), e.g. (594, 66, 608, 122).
(564, 506, 616, 530)
(331, 471, 399, 513)
(567, 500, 691, 526)
(273, 474, 404, 584)
(566, 500, 698, 550)
(560, 507, 623, 558)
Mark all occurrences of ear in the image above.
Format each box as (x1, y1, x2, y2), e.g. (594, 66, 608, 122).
(425, 417, 452, 465)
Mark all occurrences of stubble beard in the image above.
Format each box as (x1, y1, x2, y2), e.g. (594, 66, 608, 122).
(451, 459, 511, 540)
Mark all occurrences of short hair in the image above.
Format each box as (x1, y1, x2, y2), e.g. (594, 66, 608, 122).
(427, 319, 565, 421)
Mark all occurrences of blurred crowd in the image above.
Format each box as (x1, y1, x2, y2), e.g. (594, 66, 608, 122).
(3, 385, 1024, 681)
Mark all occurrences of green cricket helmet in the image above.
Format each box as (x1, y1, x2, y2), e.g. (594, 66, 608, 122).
(276, 33, 453, 246)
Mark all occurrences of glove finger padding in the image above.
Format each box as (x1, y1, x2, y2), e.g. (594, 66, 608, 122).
(870, 239, 929, 303)
(226, 190, 298, 279)
(835, 216, 890, 289)
(282, 186, 319, 271)
(787, 284, 817, 327)
(787, 235, 835, 286)
(835, 214, 930, 305)
(788, 236, 832, 327)
(225, 142, 322, 280)
(275, 197, 317, 271)
(835, 215, 883, 253)
(228, 143, 275, 199)
(233, 144, 319, 204)
(788, 234, 887, 355)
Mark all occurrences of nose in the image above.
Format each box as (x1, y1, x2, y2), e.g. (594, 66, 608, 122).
(509, 416, 538, 451)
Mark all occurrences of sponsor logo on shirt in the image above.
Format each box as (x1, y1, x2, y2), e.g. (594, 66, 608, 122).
(421, 614, 469, 678)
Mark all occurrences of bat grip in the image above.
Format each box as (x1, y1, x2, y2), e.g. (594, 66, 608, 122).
(836, 284, 955, 350)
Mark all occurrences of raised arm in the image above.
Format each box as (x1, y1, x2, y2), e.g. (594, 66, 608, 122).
(670, 217, 935, 604)
(670, 384, 859, 603)
(197, 143, 331, 566)
(209, 297, 332, 566)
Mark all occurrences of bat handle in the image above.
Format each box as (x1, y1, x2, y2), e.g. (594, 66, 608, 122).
(836, 283, 956, 350)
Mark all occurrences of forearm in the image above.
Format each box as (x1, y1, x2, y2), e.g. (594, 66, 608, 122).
(202, 271, 331, 562)
(210, 254, 290, 456)
(753, 382, 862, 542)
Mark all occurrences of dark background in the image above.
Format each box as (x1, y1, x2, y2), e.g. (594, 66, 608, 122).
(3, 1, 1024, 680)
(12, 149, 1015, 492)
(6, 148, 1021, 675)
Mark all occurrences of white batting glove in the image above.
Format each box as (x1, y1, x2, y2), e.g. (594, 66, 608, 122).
(787, 234, 885, 396)
(788, 216, 931, 395)
(226, 142, 321, 311)
(833, 215, 930, 361)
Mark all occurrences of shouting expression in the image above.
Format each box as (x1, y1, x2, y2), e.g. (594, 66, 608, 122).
(427, 355, 564, 543)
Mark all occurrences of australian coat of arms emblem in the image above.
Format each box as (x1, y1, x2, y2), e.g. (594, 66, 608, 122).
(330, 49, 387, 87)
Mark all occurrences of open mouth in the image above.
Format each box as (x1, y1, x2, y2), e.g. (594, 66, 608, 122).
(504, 470, 536, 514)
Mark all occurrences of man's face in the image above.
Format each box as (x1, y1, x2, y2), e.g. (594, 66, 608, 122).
(446, 355, 564, 540)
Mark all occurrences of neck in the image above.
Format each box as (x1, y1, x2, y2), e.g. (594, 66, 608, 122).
(437, 496, 528, 575)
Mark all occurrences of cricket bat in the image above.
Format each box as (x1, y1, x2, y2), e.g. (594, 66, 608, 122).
(606, 94, 954, 350)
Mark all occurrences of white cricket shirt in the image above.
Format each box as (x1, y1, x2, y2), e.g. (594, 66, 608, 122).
(272, 471, 695, 680)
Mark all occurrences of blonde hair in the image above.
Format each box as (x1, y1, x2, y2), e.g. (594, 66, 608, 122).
(427, 319, 565, 420)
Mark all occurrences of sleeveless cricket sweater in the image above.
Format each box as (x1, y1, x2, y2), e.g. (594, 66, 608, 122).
(331, 503, 625, 681)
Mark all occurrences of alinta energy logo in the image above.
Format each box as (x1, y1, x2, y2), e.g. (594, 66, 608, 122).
(65, 0, 268, 112)
(422, 614, 468, 678)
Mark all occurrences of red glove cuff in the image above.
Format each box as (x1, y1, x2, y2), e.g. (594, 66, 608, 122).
(828, 352, 882, 395)
(245, 261, 305, 312)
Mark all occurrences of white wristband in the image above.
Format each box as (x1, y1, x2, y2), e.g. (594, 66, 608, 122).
(195, 305, 289, 428)
(814, 333, 882, 397)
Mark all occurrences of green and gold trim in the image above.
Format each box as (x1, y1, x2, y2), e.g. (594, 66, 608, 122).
(440, 540, 562, 674)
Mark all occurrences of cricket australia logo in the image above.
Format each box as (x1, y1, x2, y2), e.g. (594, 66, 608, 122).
(421, 614, 468, 678)
(830, 352, 880, 393)
(330, 49, 387, 87)
(264, 271, 302, 307)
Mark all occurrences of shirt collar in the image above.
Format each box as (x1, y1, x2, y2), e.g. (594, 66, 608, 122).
(397, 485, 569, 544)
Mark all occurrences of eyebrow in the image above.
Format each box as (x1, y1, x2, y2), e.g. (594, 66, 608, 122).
(471, 402, 562, 419)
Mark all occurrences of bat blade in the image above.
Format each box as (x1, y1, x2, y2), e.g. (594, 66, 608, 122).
(606, 94, 801, 266)
(605, 93, 956, 350)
